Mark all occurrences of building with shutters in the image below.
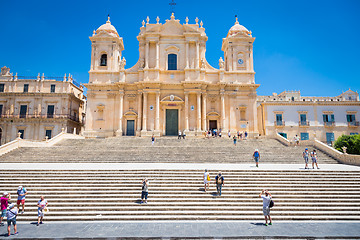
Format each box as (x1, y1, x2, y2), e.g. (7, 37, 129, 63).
(0, 66, 85, 145)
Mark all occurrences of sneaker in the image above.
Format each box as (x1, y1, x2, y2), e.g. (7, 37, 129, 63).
(0, 223, 4, 226)
(40, 221, 43, 224)
(265, 223, 268, 226)
(145, 201, 148, 204)
(37, 223, 39, 226)
(269, 222, 272, 225)
(317, 167, 320, 169)
(21, 211, 24, 214)
(14, 232, 19, 235)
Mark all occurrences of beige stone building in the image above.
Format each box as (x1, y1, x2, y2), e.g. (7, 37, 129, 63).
(257, 90, 360, 144)
(0, 66, 85, 144)
(84, 15, 259, 137)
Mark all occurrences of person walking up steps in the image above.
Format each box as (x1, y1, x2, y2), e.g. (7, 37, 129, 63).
(6, 204, 18, 236)
(303, 148, 310, 169)
(311, 149, 320, 169)
(233, 135, 237, 146)
(203, 169, 210, 192)
(37, 196, 48, 226)
(215, 172, 224, 196)
(228, 130, 231, 138)
(151, 135, 155, 145)
(1, 192, 11, 226)
(178, 130, 182, 139)
(141, 178, 149, 204)
(259, 189, 272, 226)
(16, 186, 27, 214)
(253, 149, 260, 167)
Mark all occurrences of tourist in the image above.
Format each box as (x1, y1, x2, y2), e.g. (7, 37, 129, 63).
(6, 204, 18, 236)
(240, 132, 243, 140)
(203, 169, 210, 192)
(141, 178, 149, 204)
(233, 135, 237, 146)
(253, 149, 260, 167)
(1, 192, 11, 226)
(303, 148, 309, 169)
(311, 149, 320, 169)
(151, 135, 155, 145)
(259, 189, 272, 226)
(215, 172, 224, 196)
(17, 186, 27, 214)
(294, 135, 300, 146)
(237, 131, 240, 139)
(228, 130, 231, 138)
(182, 130, 186, 139)
(244, 131, 248, 140)
(219, 131, 222, 138)
(178, 130, 182, 139)
(37, 196, 48, 226)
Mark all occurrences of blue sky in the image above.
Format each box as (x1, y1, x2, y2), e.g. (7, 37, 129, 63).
(0, 0, 359, 97)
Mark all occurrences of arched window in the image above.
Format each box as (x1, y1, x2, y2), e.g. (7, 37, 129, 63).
(168, 54, 177, 70)
(100, 54, 107, 66)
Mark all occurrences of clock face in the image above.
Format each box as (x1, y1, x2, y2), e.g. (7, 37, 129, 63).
(238, 59, 244, 65)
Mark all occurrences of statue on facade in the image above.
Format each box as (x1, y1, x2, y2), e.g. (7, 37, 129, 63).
(1, 66, 10, 76)
(200, 58, 206, 69)
(219, 57, 225, 69)
(139, 58, 145, 69)
(120, 57, 126, 70)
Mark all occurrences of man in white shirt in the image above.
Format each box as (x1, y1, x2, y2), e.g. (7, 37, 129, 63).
(37, 196, 48, 226)
(259, 189, 272, 226)
(6, 204, 18, 236)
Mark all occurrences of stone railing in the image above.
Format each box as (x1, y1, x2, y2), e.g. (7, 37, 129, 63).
(313, 139, 360, 166)
(274, 132, 290, 146)
(0, 128, 84, 156)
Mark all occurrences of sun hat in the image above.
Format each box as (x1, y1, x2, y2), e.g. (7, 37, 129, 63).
(305, 148, 308, 150)
(3, 192, 8, 196)
(18, 186, 23, 191)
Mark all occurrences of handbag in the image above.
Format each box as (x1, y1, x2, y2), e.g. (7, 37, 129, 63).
(269, 200, 274, 208)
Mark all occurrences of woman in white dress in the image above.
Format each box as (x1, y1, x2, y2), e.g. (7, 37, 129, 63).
(204, 169, 210, 192)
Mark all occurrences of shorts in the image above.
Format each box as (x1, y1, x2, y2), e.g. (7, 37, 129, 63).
(17, 199, 25, 205)
(263, 206, 270, 216)
(7, 218, 16, 226)
(254, 157, 259, 163)
(204, 180, 209, 184)
(304, 157, 309, 164)
(141, 191, 148, 200)
(312, 157, 317, 163)
(38, 209, 44, 217)
(1, 209, 6, 217)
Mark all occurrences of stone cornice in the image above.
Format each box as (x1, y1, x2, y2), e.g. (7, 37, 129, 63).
(259, 101, 360, 106)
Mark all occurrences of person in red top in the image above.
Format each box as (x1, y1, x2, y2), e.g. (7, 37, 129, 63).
(1, 192, 11, 226)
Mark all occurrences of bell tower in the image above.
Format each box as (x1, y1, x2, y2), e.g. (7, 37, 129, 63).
(89, 16, 124, 82)
(221, 17, 255, 73)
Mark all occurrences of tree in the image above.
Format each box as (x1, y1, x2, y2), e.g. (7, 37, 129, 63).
(334, 134, 360, 155)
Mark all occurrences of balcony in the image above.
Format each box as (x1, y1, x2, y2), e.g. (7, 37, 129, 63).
(299, 121, 310, 127)
(274, 120, 285, 127)
(0, 114, 80, 123)
(348, 121, 360, 127)
(324, 121, 335, 127)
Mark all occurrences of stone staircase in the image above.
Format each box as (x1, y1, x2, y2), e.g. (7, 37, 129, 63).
(1, 169, 360, 221)
(0, 137, 338, 163)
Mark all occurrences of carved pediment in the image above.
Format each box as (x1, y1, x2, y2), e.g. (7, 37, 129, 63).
(161, 95, 184, 103)
(160, 21, 185, 35)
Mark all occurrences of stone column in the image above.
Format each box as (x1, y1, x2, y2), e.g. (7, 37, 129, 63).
(229, 45, 233, 71)
(221, 92, 226, 130)
(197, 92, 201, 131)
(185, 92, 189, 131)
(156, 42, 160, 69)
(196, 42, 200, 69)
(137, 92, 142, 132)
(145, 41, 149, 69)
(202, 93, 207, 131)
(142, 92, 148, 131)
(117, 92, 124, 136)
(185, 41, 189, 69)
(155, 92, 160, 131)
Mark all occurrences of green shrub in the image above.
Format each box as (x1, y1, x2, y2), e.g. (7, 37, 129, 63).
(334, 134, 360, 155)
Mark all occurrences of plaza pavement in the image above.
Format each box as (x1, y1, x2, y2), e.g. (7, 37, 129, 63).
(1, 221, 360, 239)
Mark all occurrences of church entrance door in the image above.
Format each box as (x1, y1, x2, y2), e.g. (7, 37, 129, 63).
(165, 109, 178, 136)
(126, 120, 135, 136)
(209, 120, 217, 130)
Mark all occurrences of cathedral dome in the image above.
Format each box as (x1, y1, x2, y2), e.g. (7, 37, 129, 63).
(227, 18, 251, 37)
(96, 16, 119, 37)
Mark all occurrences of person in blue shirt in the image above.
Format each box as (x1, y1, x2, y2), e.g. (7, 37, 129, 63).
(16, 186, 27, 214)
(253, 149, 260, 167)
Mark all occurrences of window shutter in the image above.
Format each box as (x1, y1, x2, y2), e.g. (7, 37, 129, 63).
(331, 115, 335, 122)
(347, 115, 351, 122)
(323, 115, 327, 122)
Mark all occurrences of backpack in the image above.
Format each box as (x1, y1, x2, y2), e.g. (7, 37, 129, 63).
(254, 151, 259, 158)
(207, 174, 210, 181)
(269, 200, 274, 208)
(216, 175, 223, 184)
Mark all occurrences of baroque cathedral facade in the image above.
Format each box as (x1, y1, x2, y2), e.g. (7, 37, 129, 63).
(84, 14, 259, 137)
